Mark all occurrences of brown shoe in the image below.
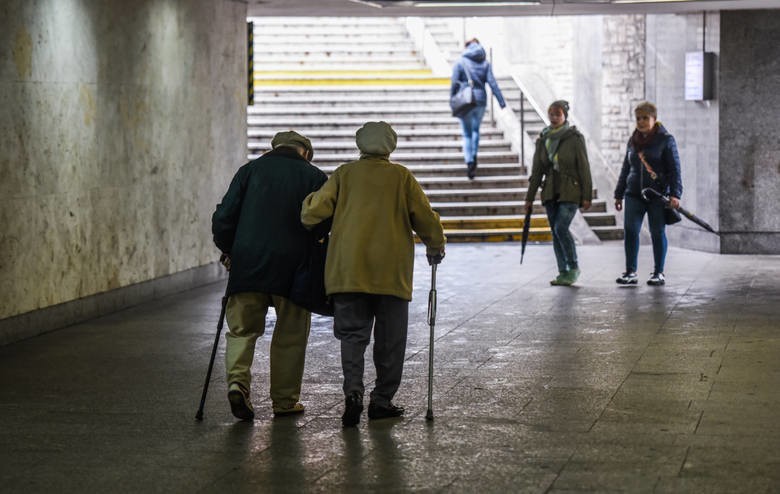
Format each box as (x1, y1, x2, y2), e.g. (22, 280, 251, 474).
(273, 402, 305, 417)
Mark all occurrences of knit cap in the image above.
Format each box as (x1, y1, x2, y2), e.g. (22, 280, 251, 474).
(549, 100, 570, 118)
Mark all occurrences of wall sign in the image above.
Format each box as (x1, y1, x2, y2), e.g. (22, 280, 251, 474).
(685, 51, 715, 101)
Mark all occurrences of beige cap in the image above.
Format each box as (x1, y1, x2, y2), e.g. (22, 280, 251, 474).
(356, 121, 397, 157)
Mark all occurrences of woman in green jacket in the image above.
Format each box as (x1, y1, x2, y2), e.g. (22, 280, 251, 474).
(524, 100, 592, 286)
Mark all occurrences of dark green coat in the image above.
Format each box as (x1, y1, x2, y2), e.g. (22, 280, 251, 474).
(526, 126, 593, 206)
(212, 148, 328, 297)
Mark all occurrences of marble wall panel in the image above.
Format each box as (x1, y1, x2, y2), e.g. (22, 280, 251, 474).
(0, 0, 247, 319)
(719, 10, 780, 254)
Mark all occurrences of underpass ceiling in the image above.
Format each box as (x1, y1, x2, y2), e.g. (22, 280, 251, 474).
(247, 0, 780, 17)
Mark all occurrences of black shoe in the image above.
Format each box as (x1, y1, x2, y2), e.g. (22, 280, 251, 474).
(342, 391, 363, 427)
(616, 271, 638, 285)
(367, 402, 405, 420)
(227, 382, 255, 421)
(466, 161, 476, 180)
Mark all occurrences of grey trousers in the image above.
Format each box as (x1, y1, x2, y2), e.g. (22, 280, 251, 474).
(332, 293, 409, 407)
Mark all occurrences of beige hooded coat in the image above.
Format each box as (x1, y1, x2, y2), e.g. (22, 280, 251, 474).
(301, 122, 446, 301)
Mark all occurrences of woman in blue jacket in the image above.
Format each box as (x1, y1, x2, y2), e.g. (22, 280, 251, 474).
(450, 38, 506, 179)
(614, 102, 683, 286)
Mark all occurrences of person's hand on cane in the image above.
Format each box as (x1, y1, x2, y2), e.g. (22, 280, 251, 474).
(427, 249, 445, 266)
(219, 253, 231, 271)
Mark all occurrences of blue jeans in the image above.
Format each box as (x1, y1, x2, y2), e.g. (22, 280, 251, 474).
(458, 105, 486, 164)
(544, 201, 579, 273)
(623, 195, 667, 274)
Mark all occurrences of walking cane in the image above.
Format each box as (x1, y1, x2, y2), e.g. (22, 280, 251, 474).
(195, 264, 230, 421)
(425, 263, 438, 422)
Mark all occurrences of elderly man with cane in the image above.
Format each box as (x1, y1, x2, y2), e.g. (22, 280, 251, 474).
(210, 131, 327, 421)
(301, 121, 446, 428)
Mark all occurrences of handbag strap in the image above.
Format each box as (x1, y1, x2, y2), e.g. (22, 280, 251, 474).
(637, 151, 659, 181)
(460, 58, 474, 86)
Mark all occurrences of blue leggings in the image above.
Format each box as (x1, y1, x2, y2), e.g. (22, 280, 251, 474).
(623, 195, 667, 274)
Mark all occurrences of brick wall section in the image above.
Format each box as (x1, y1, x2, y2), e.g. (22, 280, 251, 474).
(601, 15, 646, 171)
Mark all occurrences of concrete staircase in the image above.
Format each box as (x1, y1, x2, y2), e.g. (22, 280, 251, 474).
(249, 17, 616, 242)
(422, 19, 623, 241)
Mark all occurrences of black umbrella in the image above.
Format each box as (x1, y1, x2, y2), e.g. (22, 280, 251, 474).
(520, 207, 532, 264)
(641, 188, 719, 235)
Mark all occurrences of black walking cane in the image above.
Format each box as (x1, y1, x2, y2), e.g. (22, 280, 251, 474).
(425, 263, 438, 422)
(195, 257, 230, 421)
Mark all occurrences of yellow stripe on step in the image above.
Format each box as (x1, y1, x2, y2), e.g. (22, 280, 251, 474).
(254, 78, 450, 86)
(441, 217, 549, 230)
(254, 69, 436, 77)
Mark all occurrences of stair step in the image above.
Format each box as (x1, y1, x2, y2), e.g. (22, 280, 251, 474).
(582, 212, 617, 227)
(418, 175, 528, 189)
(248, 117, 467, 130)
(248, 139, 511, 152)
(255, 78, 450, 86)
(247, 128, 505, 140)
(426, 188, 527, 202)
(442, 228, 552, 243)
(309, 150, 519, 165)
(590, 226, 625, 241)
(431, 200, 607, 216)
(441, 215, 548, 229)
(313, 163, 524, 178)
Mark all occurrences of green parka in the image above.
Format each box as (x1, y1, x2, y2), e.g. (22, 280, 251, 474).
(300, 123, 446, 301)
(212, 148, 328, 297)
(526, 126, 593, 206)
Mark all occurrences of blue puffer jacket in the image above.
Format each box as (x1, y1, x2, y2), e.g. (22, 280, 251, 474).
(614, 124, 683, 200)
(450, 43, 506, 109)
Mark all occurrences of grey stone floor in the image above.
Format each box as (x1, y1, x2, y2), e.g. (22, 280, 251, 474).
(1, 242, 779, 493)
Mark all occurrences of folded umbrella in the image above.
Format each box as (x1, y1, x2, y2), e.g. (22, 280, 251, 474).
(520, 207, 532, 264)
(641, 188, 719, 235)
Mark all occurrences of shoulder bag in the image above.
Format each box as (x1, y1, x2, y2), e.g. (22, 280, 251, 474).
(450, 60, 476, 117)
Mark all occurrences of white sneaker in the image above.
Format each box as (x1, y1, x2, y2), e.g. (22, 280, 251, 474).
(647, 272, 666, 286)
(616, 272, 638, 285)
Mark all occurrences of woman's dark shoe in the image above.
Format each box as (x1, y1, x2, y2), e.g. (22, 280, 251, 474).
(367, 402, 405, 420)
(466, 162, 476, 179)
(616, 272, 638, 285)
(342, 391, 363, 427)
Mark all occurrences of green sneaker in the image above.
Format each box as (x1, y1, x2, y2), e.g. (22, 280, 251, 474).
(564, 268, 581, 285)
(550, 271, 568, 285)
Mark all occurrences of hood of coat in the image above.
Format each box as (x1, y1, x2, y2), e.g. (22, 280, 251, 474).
(356, 121, 397, 157)
(463, 42, 487, 63)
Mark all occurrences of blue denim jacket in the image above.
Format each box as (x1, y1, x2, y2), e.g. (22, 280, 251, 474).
(614, 124, 683, 200)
